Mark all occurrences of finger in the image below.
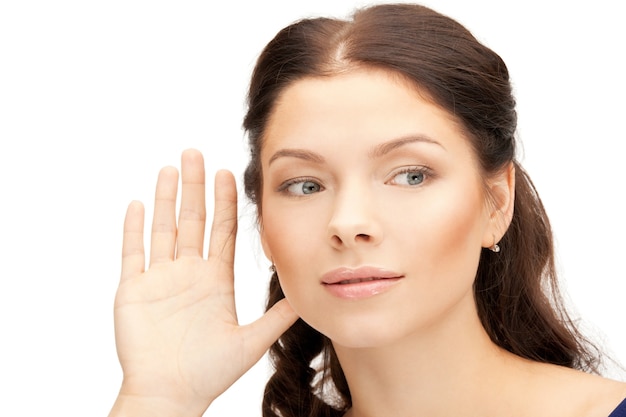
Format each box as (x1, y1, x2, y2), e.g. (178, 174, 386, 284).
(121, 201, 145, 281)
(207, 169, 238, 277)
(149, 166, 179, 265)
(241, 299, 299, 365)
(176, 149, 206, 258)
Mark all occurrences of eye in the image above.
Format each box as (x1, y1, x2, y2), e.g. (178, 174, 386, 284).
(279, 178, 323, 196)
(388, 167, 430, 187)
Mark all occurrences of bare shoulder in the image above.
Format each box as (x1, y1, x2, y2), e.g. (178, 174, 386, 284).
(526, 363, 626, 417)
(564, 369, 626, 417)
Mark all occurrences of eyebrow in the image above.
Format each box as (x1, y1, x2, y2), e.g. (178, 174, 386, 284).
(268, 134, 444, 166)
(369, 134, 445, 158)
(268, 148, 325, 166)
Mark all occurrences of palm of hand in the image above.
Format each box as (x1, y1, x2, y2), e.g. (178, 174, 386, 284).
(115, 257, 240, 404)
(112, 150, 297, 414)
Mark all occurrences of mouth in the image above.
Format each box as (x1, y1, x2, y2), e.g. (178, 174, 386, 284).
(336, 277, 393, 285)
(321, 267, 403, 299)
(322, 266, 403, 285)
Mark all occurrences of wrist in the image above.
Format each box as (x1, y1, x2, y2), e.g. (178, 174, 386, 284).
(108, 379, 211, 417)
(108, 395, 193, 417)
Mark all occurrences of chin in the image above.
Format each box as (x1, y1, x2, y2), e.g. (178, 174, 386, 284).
(305, 312, 410, 350)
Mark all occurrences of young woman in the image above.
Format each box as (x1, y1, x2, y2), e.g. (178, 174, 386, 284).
(109, 4, 626, 417)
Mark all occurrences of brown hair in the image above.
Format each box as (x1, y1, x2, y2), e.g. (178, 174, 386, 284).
(242, 4, 601, 417)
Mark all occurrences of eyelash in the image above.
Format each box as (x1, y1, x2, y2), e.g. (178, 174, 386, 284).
(277, 176, 324, 196)
(387, 166, 433, 187)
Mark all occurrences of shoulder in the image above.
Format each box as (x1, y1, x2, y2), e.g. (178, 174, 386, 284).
(526, 364, 626, 417)
(608, 399, 626, 417)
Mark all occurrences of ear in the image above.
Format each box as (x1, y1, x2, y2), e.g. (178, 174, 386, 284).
(482, 162, 515, 248)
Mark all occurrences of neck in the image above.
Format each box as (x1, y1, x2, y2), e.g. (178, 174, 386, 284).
(334, 296, 526, 417)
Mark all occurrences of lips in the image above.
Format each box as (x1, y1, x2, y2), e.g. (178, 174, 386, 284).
(322, 266, 403, 285)
(322, 267, 403, 299)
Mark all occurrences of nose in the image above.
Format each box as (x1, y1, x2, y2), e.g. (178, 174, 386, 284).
(327, 184, 383, 249)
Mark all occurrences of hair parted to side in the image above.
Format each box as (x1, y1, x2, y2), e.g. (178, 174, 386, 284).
(243, 4, 601, 417)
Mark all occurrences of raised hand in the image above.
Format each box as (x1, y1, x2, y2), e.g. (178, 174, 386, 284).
(109, 150, 298, 417)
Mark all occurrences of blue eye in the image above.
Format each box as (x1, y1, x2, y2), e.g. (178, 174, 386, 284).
(283, 179, 322, 195)
(390, 168, 428, 186)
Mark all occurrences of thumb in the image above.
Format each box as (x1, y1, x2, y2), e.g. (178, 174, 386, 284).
(241, 299, 299, 362)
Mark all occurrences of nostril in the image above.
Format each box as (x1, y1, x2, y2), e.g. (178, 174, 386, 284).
(355, 233, 370, 241)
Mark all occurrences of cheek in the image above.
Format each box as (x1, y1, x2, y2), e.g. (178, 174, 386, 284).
(386, 181, 488, 277)
(433, 193, 486, 251)
(260, 208, 322, 317)
(260, 198, 324, 273)
(260, 195, 341, 325)
(407, 185, 488, 300)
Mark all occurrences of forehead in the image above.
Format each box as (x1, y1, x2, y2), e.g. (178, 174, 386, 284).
(261, 68, 471, 155)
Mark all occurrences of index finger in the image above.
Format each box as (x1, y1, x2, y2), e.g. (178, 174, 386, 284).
(207, 169, 238, 277)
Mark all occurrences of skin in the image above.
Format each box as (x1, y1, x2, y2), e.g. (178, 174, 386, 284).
(258, 69, 626, 417)
(109, 70, 626, 416)
(109, 154, 299, 417)
(259, 69, 510, 349)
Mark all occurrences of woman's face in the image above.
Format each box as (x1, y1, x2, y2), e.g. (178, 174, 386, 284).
(259, 69, 504, 348)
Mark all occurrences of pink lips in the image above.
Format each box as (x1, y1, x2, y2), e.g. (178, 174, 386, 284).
(321, 267, 403, 299)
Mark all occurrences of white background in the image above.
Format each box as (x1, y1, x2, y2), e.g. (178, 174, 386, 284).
(1, 0, 624, 416)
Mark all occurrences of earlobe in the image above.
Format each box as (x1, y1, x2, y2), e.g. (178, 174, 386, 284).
(482, 162, 516, 247)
